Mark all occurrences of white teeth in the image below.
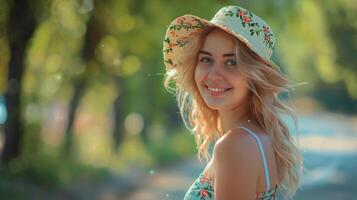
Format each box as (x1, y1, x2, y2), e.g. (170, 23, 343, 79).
(208, 87, 228, 92)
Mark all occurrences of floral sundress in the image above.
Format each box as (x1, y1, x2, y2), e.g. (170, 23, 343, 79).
(183, 172, 278, 200)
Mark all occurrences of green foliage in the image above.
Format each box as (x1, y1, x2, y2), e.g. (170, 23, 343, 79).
(0, 154, 111, 189)
(146, 130, 196, 163)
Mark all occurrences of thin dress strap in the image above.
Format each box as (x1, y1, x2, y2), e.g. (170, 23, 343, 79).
(239, 126, 271, 191)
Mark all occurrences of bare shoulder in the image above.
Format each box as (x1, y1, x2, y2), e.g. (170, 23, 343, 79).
(214, 128, 261, 161)
(212, 128, 261, 199)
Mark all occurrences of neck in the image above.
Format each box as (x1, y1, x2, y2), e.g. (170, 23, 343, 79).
(217, 101, 252, 135)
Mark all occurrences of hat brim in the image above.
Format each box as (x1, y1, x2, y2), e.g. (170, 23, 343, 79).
(163, 14, 279, 71)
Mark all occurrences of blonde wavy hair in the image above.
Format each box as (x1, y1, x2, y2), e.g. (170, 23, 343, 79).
(163, 27, 304, 199)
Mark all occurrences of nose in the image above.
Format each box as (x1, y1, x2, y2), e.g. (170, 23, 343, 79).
(207, 65, 224, 81)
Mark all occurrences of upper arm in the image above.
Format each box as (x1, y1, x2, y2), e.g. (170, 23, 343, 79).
(213, 129, 260, 200)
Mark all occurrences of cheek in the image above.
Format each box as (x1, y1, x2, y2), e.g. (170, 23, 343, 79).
(231, 75, 250, 93)
(239, 80, 250, 96)
(194, 65, 205, 86)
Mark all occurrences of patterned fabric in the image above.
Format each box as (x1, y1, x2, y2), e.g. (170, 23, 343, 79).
(183, 172, 278, 200)
(163, 6, 279, 71)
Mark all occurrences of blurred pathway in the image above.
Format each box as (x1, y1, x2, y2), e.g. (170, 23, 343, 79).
(292, 113, 357, 200)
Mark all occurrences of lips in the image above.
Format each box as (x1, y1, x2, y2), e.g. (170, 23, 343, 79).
(205, 85, 232, 96)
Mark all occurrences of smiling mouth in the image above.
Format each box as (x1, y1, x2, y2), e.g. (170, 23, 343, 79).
(205, 85, 232, 96)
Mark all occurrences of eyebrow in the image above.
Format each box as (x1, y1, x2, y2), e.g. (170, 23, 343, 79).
(198, 50, 235, 57)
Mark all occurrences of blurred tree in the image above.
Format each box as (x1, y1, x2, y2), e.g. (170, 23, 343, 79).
(83, 0, 129, 152)
(2, 0, 36, 164)
(63, 0, 128, 153)
(313, 0, 357, 113)
(63, 0, 99, 156)
(111, 76, 126, 152)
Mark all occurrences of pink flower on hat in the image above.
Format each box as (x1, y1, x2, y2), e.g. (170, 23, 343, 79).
(263, 26, 270, 34)
(237, 10, 247, 17)
(168, 43, 177, 48)
(176, 18, 184, 24)
(243, 16, 252, 23)
(263, 25, 273, 48)
(265, 35, 271, 42)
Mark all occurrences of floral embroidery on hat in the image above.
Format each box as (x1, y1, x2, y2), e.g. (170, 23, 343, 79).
(221, 8, 261, 36)
(236, 8, 262, 36)
(263, 25, 274, 49)
(163, 17, 208, 68)
(219, 7, 275, 49)
(163, 37, 188, 53)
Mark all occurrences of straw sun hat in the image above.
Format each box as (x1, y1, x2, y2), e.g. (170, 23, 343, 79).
(163, 6, 279, 71)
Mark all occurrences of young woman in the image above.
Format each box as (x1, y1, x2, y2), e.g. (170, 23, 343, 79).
(163, 6, 303, 200)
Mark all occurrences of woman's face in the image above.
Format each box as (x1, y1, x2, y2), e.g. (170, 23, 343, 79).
(194, 29, 250, 111)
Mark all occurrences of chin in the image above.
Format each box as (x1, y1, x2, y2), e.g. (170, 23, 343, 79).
(204, 101, 227, 111)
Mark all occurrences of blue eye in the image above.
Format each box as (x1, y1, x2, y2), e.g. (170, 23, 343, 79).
(225, 60, 237, 67)
(200, 57, 212, 63)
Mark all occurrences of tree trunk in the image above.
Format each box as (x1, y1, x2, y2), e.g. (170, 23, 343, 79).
(63, 2, 102, 156)
(2, 0, 36, 164)
(63, 76, 87, 156)
(112, 77, 125, 152)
